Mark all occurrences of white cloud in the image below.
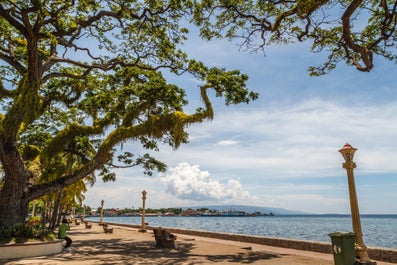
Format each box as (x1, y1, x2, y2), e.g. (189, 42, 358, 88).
(216, 140, 239, 146)
(158, 162, 254, 202)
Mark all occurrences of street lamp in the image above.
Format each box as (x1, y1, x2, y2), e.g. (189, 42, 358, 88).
(139, 190, 147, 232)
(83, 204, 86, 220)
(339, 143, 376, 265)
(31, 200, 36, 217)
(99, 199, 104, 225)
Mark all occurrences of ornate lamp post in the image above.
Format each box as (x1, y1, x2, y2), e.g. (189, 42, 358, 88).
(339, 143, 376, 265)
(83, 204, 86, 220)
(31, 200, 36, 217)
(139, 190, 147, 232)
(99, 199, 104, 225)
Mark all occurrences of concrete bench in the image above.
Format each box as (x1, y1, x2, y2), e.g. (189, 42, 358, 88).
(85, 221, 92, 229)
(103, 224, 113, 233)
(153, 228, 177, 248)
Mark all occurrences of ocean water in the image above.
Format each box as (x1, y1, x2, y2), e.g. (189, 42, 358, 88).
(86, 215, 397, 249)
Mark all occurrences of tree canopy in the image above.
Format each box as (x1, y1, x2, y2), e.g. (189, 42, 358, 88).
(0, 0, 257, 227)
(193, 0, 397, 75)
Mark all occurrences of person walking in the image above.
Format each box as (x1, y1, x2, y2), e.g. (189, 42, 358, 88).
(58, 218, 72, 251)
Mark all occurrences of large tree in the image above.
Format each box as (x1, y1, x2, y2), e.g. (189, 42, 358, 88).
(0, 0, 258, 227)
(193, 0, 397, 76)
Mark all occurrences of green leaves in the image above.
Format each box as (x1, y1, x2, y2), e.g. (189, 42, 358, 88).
(190, 0, 397, 75)
(205, 67, 257, 105)
(188, 59, 257, 105)
(0, 222, 53, 244)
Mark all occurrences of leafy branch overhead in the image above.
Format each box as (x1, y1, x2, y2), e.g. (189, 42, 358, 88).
(192, 0, 397, 75)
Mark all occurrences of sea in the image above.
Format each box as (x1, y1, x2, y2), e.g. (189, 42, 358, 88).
(86, 215, 397, 249)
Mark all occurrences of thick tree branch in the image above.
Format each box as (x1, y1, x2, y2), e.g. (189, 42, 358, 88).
(341, 0, 373, 71)
(44, 124, 103, 159)
(0, 4, 28, 36)
(27, 98, 207, 200)
(0, 52, 25, 74)
(0, 77, 14, 97)
(26, 155, 108, 201)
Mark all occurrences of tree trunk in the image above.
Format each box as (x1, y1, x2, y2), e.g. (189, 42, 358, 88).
(0, 140, 31, 227)
(43, 201, 51, 224)
(0, 192, 29, 227)
(50, 191, 63, 230)
(0, 134, 111, 227)
(56, 203, 64, 228)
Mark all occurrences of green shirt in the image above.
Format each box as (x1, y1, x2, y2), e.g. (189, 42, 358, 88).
(58, 223, 69, 239)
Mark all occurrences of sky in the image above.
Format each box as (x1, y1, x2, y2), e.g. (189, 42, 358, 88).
(84, 27, 397, 214)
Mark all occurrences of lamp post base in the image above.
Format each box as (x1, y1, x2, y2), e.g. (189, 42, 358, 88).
(355, 261, 377, 265)
(355, 245, 376, 265)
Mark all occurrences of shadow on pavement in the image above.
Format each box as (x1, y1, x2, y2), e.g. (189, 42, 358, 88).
(3, 229, 285, 265)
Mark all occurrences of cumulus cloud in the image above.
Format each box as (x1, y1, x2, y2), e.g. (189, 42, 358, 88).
(216, 140, 239, 146)
(158, 162, 252, 202)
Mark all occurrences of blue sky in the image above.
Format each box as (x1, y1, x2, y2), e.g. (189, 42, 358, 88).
(85, 30, 397, 214)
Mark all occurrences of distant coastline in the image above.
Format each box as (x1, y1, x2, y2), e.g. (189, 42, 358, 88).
(88, 204, 279, 218)
(88, 210, 275, 218)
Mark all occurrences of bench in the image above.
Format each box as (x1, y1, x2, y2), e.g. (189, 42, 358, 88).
(153, 228, 177, 248)
(85, 221, 92, 229)
(103, 224, 113, 233)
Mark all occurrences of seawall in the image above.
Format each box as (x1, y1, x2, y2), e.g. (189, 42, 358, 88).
(99, 221, 397, 264)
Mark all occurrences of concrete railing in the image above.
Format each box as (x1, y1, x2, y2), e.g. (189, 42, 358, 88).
(99, 221, 397, 264)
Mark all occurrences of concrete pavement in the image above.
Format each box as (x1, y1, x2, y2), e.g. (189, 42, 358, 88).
(2, 222, 395, 265)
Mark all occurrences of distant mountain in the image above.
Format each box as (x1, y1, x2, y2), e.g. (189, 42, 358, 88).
(181, 204, 308, 215)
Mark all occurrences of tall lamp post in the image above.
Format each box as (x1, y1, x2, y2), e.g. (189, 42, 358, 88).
(139, 190, 147, 232)
(339, 143, 376, 265)
(83, 204, 86, 220)
(31, 200, 36, 217)
(99, 199, 104, 225)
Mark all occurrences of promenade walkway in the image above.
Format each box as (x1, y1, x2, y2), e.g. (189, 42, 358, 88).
(2, 222, 395, 265)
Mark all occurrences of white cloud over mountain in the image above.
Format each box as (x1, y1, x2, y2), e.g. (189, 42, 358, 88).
(159, 162, 252, 202)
